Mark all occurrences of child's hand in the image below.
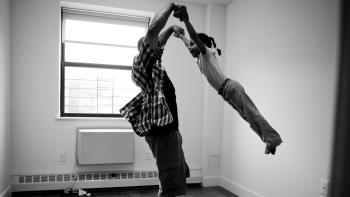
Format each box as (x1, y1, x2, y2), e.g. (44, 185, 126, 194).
(172, 25, 185, 38)
(173, 32, 183, 38)
(173, 31, 185, 38)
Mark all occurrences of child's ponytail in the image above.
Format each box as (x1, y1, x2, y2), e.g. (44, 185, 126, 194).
(210, 37, 222, 56)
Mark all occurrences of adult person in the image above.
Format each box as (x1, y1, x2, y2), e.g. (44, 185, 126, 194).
(120, 3, 189, 197)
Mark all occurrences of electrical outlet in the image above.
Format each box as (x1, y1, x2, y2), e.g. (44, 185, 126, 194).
(208, 155, 220, 168)
(320, 180, 329, 196)
(145, 151, 152, 160)
(58, 151, 66, 162)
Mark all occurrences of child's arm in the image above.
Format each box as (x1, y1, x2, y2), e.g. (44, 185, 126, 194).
(179, 34, 191, 48)
(177, 6, 207, 54)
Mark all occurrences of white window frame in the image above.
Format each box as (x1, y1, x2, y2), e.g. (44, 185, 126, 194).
(60, 7, 150, 118)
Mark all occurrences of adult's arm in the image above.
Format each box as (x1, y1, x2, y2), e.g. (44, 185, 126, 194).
(146, 3, 177, 48)
(158, 25, 184, 47)
(175, 33, 191, 48)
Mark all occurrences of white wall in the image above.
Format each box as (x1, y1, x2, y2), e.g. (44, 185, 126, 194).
(0, 0, 11, 195)
(200, 3, 226, 186)
(221, 0, 339, 197)
(10, 0, 225, 179)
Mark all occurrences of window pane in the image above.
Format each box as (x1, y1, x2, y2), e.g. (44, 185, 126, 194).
(65, 105, 97, 114)
(65, 42, 138, 66)
(64, 67, 140, 114)
(64, 19, 146, 47)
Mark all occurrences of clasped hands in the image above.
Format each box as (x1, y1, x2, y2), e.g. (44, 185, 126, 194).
(173, 4, 189, 22)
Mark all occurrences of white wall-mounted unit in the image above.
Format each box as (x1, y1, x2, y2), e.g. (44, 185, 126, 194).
(77, 128, 134, 165)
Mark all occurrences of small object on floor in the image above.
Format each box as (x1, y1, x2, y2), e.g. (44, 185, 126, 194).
(78, 189, 91, 196)
(64, 188, 78, 194)
(63, 188, 91, 196)
(63, 188, 71, 194)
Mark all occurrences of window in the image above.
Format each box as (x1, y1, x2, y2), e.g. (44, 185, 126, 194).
(61, 8, 149, 117)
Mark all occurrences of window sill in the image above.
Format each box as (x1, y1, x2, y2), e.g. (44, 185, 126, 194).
(55, 116, 127, 121)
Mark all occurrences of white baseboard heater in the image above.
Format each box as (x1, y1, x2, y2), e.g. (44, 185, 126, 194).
(77, 128, 134, 165)
(11, 169, 202, 192)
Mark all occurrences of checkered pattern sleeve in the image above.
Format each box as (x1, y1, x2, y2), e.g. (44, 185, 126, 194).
(131, 40, 158, 92)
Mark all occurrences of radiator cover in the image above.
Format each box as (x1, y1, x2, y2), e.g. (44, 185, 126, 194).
(77, 128, 134, 165)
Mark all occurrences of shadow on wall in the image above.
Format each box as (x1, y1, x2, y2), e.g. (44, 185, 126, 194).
(330, 0, 350, 197)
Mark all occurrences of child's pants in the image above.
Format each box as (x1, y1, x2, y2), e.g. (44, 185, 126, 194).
(218, 78, 282, 146)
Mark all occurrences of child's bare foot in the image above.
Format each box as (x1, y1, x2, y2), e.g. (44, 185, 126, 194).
(265, 138, 282, 155)
(265, 142, 276, 155)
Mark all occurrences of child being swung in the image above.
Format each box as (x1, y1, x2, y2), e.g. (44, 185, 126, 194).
(173, 5, 282, 154)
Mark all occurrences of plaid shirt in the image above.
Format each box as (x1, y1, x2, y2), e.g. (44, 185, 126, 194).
(120, 40, 173, 136)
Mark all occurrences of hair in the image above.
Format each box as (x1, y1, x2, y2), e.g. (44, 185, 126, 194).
(137, 36, 145, 51)
(197, 33, 222, 56)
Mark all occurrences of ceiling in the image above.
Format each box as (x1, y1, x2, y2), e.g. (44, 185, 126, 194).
(177, 0, 234, 5)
